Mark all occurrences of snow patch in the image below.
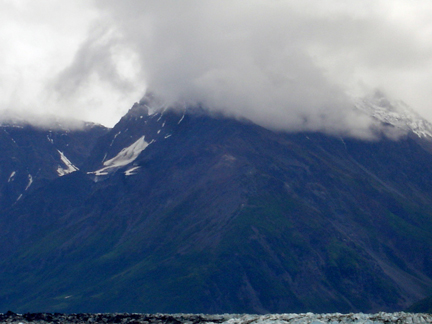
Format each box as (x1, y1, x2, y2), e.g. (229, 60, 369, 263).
(109, 131, 121, 147)
(47, 134, 54, 144)
(144, 104, 157, 116)
(89, 136, 152, 177)
(178, 114, 185, 124)
(57, 150, 79, 176)
(25, 174, 33, 191)
(8, 171, 16, 182)
(356, 94, 432, 138)
(103, 136, 150, 168)
(125, 166, 141, 176)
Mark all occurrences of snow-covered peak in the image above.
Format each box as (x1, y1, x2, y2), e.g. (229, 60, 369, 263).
(355, 91, 432, 139)
(133, 92, 168, 117)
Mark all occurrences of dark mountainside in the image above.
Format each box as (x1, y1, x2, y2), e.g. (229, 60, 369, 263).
(0, 122, 108, 210)
(0, 98, 432, 314)
(408, 295, 432, 313)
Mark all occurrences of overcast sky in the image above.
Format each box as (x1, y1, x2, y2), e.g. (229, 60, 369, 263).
(1, 0, 432, 135)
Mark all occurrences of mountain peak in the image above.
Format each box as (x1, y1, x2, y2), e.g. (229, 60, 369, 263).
(124, 101, 150, 119)
(355, 91, 432, 139)
(2, 94, 432, 313)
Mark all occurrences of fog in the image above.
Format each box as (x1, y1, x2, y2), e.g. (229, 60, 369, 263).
(2, 0, 432, 135)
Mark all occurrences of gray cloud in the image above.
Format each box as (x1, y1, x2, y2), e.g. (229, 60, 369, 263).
(0, 0, 143, 127)
(2, 0, 432, 133)
(86, 0, 432, 136)
(52, 24, 135, 98)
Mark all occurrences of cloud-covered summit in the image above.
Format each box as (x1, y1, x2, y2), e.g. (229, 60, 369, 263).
(2, 0, 432, 134)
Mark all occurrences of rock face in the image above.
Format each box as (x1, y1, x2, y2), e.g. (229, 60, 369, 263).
(1, 97, 432, 314)
(0, 122, 108, 209)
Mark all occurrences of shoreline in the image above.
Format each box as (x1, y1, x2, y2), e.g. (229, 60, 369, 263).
(0, 311, 431, 324)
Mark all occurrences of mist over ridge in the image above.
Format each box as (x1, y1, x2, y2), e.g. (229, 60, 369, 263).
(2, 0, 432, 133)
(54, 0, 432, 136)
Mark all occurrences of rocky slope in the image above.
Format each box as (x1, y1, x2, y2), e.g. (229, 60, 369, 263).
(0, 122, 108, 210)
(0, 95, 432, 314)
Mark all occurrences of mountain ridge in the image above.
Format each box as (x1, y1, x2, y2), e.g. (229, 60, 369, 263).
(0, 122, 108, 210)
(354, 91, 432, 139)
(1, 95, 432, 313)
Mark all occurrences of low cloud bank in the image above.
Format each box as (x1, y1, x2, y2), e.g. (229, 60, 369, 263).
(92, 0, 432, 136)
(2, 1, 432, 134)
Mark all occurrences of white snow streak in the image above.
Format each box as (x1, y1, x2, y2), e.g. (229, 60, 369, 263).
(8, 171, 16, 182)
(57, 150, 79, 176)
(110, 131, 122, 147)
(25, 174, 33, 191)
(90, 136, 151, 176)
(104, 136, 150, 168)
(125, 166, 140, 176)
(178, 114, 185, 124)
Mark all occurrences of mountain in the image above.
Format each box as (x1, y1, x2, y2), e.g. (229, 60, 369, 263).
(407, 294, 432, 313)
(0, 121, 108, 210)
(0, 94, 432, 314)
(355, 91, 432, 139)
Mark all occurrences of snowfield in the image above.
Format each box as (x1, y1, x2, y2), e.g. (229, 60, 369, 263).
(89, 136, 152, 177)
(57, 150, 79, 176)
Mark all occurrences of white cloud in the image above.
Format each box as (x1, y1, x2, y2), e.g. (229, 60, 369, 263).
(1, 0, 432, 133)
(0, 0, 144, 127)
